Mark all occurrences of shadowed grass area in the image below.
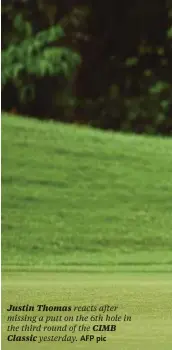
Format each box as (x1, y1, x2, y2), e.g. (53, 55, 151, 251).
(2, 113, 172, 270)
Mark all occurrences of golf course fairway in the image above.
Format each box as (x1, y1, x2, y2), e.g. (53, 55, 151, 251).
(2, 114, 172, 349)
(2, 272, 172, 349)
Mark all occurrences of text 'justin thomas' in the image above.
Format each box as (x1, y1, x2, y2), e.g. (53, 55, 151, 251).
(7, 304, 72, 312)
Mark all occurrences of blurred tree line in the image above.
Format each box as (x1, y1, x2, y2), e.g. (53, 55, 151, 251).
(2, 0, 172, 134)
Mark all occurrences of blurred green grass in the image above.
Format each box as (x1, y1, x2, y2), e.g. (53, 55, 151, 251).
(2, 113, 172, 270)
(2, 272, 172, 349)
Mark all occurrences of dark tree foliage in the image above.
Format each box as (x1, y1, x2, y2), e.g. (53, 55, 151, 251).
(2, 0, 172, 135)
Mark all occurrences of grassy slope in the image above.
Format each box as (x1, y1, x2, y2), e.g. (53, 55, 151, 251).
(2, 113, 172, 270)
